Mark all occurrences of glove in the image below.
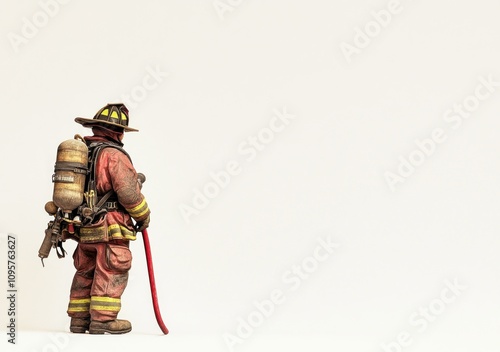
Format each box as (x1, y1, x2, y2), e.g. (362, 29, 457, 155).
(135, 214, 150, 232)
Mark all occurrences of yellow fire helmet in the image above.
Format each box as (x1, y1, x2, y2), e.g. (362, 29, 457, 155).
(75, 103, 138, 132)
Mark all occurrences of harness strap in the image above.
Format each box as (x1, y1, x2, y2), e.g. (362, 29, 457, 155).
(82, 141, 132, 221)
(96, 189, 114, 209)
(54, 161, 88, 174)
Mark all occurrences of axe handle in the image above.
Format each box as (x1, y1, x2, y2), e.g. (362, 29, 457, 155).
(142, 228, 169, 334)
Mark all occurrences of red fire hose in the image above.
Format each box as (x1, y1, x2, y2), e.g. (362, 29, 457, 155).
(142, 228, 169, 334)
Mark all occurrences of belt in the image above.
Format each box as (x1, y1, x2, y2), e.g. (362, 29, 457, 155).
(104, 201, 124, 211)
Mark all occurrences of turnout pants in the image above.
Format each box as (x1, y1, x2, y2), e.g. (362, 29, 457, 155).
(67, 240, 132, 322)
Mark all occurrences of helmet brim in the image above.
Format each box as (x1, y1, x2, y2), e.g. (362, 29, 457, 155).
(74, 117, 139, 132)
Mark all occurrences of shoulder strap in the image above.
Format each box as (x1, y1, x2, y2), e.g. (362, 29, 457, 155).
(86, 142, 132, 193)
(84, 142, 132, 210)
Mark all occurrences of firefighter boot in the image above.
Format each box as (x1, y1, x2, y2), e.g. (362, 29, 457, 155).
(89, 319, 132, 334)
(70, 317, 90, 333)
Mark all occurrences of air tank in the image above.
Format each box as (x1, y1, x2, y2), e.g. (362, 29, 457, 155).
(52, 136, 88, 214)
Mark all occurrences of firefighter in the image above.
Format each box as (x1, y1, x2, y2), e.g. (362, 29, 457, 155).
(67, 103, 150, 334)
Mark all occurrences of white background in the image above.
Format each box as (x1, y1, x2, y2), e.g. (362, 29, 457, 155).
(1, 0, 500, 351)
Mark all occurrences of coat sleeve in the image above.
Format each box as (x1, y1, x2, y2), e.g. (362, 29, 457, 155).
(104, 148, 151, 222)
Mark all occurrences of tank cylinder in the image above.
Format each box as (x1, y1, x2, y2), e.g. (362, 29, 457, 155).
(52, 138, 88, 213)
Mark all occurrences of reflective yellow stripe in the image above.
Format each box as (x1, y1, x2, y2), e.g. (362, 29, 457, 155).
(68, 307, 90, 312)
(91, 297, 121, 303)
(108, 224, 121, 233)
(110, 110, 119, 119)
(127, 198, 150, 220)
(70, 298, 91, 304)
(117, 225, 136, 240)
(130, 206, 149, 219)
(68, 298, 91, 312)
(91, 305, 121, 311)
(122, 233, 136, 240)
(126, 198, 147, 213)
(101, 108, 109, 116)
(107, 224, 136, 241)
(90, 297, 121, 312)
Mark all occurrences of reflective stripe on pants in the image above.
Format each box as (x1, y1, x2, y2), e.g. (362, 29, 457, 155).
(67, 241, 131, 321)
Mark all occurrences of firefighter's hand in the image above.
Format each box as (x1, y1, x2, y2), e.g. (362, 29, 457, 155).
(135, 215, 150, 232)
